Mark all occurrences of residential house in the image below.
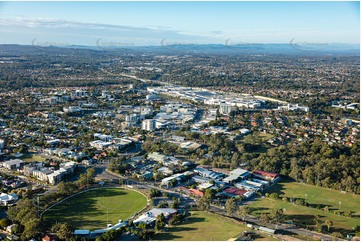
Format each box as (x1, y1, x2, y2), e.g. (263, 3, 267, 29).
(161, 173, 185, 187)
(189, 188, 204, 197)
(42, 234, 58, 241)
(252, 170, 280, 183)
(148, 152, 167, 163)
(223, 187, 247, 197)
(157, 167, 173, 176)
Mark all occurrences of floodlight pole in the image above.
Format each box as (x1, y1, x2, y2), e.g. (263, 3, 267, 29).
(37, 195, 40, 217)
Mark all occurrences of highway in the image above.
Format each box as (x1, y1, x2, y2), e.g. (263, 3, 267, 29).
(100, 70, 169, 86)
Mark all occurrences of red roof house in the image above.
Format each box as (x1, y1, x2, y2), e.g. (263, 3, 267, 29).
(42, 234, 57, 241)
(189, 188, 204, 197)
(224, 187, 247, 196)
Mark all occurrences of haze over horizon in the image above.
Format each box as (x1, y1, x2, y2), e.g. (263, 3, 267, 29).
(0, 1, 359, 47)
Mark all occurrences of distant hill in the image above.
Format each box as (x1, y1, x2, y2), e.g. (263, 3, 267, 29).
(0, 43, 359, 56)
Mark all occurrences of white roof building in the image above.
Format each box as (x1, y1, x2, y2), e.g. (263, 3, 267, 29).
(1, 159, 24, 170)
(0, 193, 18, 206)
(134, 208, 177, 225)
(223, 168, 250, 183)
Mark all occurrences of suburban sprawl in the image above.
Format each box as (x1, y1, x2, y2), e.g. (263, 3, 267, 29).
(0, 44, 359, 241)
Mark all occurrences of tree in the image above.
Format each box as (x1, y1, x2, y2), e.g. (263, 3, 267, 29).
(313, 215, 324, 232)
(197, 197, 210, 211)
(57, 182, 78, 196)
(87, 167, 96, 184)
(237, 206, 251, 222)
(295, 198, 306, 206)
(7, 198, 37, 225)
(225, 198, 237, 216)
(270, 208, 284, 224)
(331, 232, 343, 240)
(136, 223, 150, 240)
(324, 220, 333, 232)
(96, 228, 123, 241)
(269, 193, 279, 200)
(168, 213, 186, 226)
(0, 218, 11, 229)
(153, 172, 163, 181)
(51, 223, 74, 240)
(259, 213, 270, 225)
(150, 188, 162, 198)
(155, 214, 166, 232)
(204, 189, 215, 200)
(289, 158, 300, 181)
(107, 160, 119, 172)
(21, 218, 42, 240)
(171, 198, 181, 209)
(344, 211, 352, 217)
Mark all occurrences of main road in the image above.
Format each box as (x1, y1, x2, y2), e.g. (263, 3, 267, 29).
(100, 70, 169, 86)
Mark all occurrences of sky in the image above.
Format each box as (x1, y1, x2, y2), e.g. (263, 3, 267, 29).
(0, 1, 359, 46)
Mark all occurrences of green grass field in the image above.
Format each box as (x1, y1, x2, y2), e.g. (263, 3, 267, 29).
(22, 153, 46, 162)
(257, 132, 275, 141)
(267, 179, 360, 214)
(44, 188, 147, 230)
(153, 211, 278, 241)
(249, 180, 360, 235)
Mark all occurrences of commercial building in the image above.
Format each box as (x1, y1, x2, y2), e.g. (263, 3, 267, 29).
(219, 104, 233, 115)
(278, 103, 309, 112)
(194, 167, 224, 180)
(252, 170, 280, 183)
(31, 161, 77, 185)
(0, 193, 18, 206)
(1, 159, 24, 170)
(94, 133, 114, 142)
(134, 208, 177, 225)
(146, 94, 159, 101)
(71, 90, 88, 97)
(33, 168, 53, 181)
(63, 106, 82, 113)
(89, 140, 112, 149)
(142, 119, 156, 131)
(223, 168, 251, 184)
